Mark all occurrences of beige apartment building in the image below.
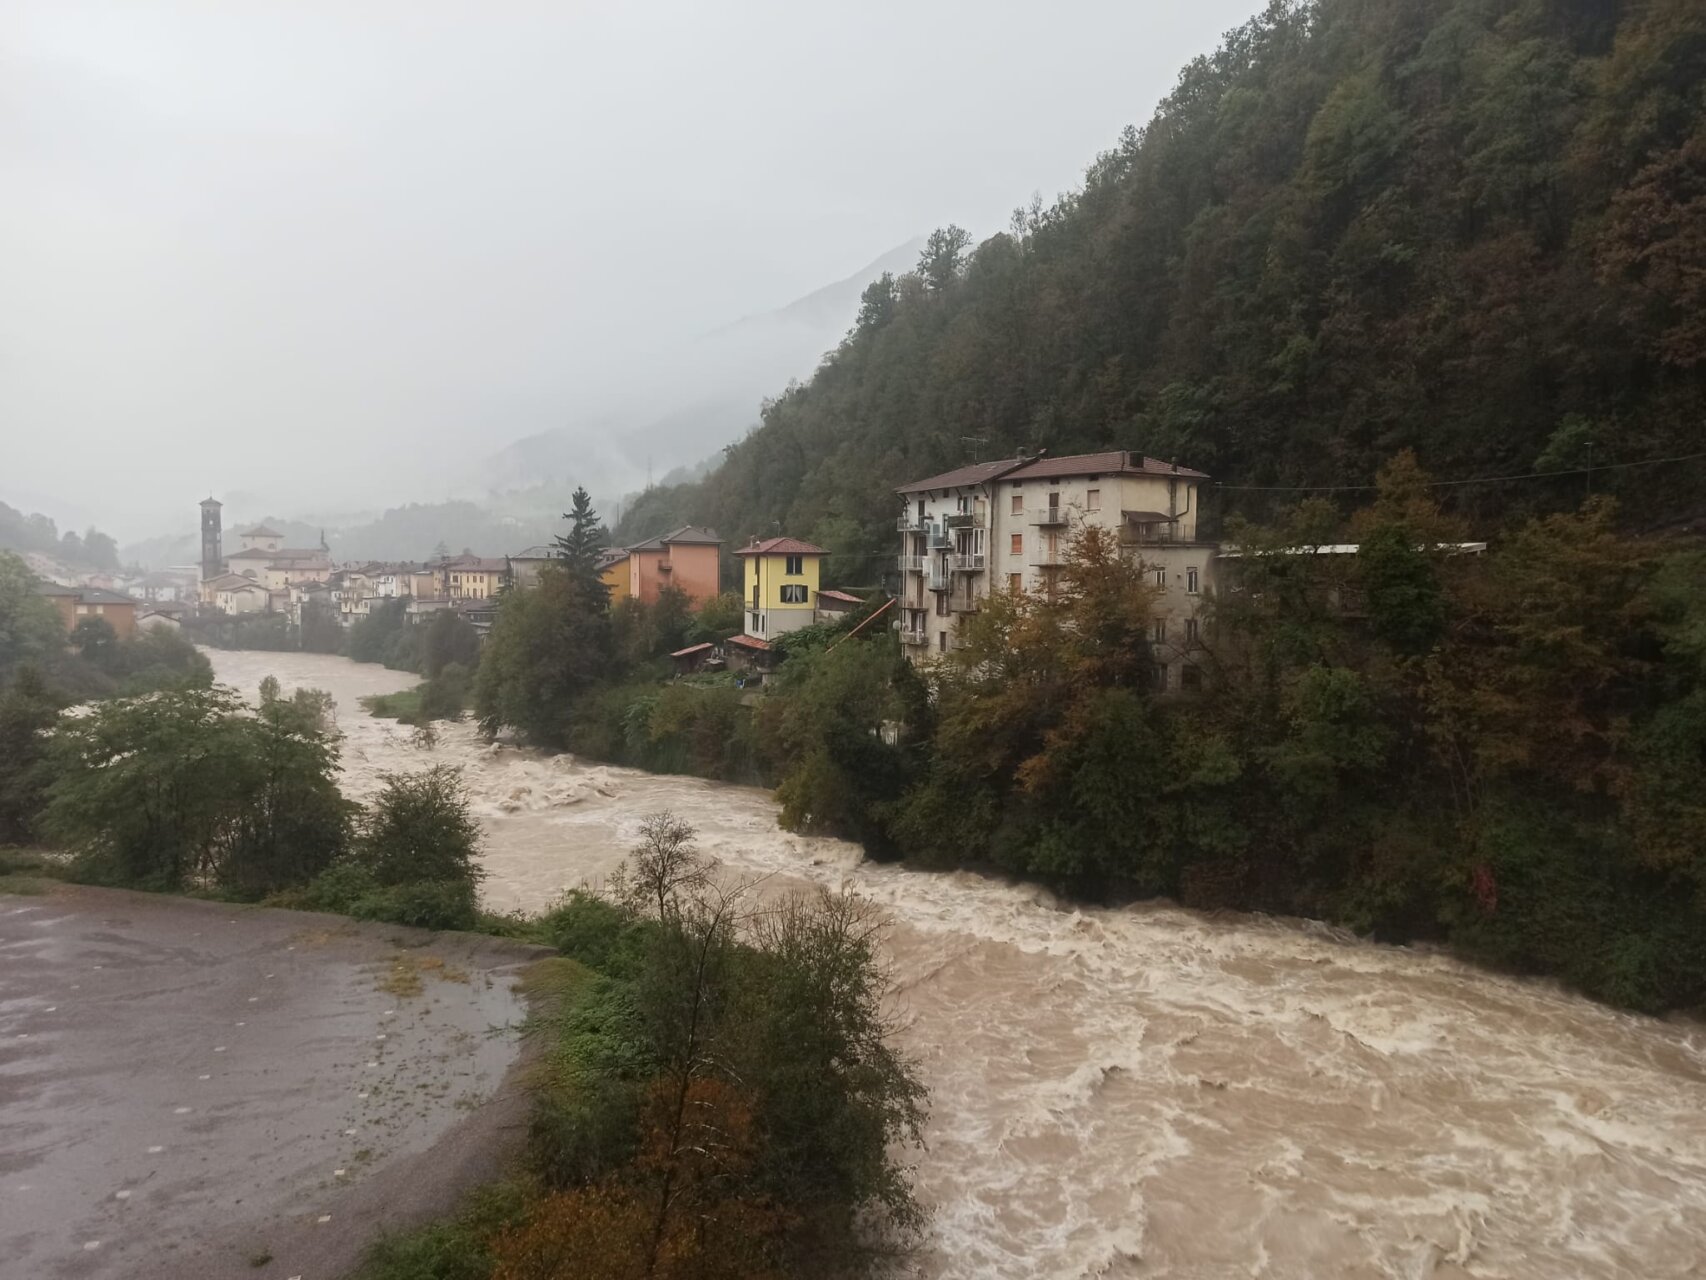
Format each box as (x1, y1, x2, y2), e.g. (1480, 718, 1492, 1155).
(895, 450, 1215, 689)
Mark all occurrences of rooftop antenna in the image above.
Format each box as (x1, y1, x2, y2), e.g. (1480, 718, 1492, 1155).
(960, 435, 990, 462)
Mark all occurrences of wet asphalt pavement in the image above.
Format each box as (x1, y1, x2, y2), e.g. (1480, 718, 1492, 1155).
(0, 884, 547, 1280)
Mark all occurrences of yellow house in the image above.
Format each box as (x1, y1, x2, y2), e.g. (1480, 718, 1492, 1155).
(734, 537, 825, 639)
(439, 556, 510, 600)
(599, 549, 631, 605)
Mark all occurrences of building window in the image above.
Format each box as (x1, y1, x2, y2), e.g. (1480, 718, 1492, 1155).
(1181, 665, 1203, 691)
(938, 631, 948, 651)
(1010, 494, 1022, 515)
(1010, 533, 1023, 555)
(1086, 488, 1101, 511)
(1187, 566, 1200, 594)
(1153, 567, 1166, 589)
(935, 592, 950, 617)
(1151, 618, 1167, 643)
(1185, 617, 1199, 643)
(1155, 664, 1169, 690)
(779, 584, 808, 604)
(751, 612, 760, 632)
(785, 554, 803, 575)
(1008, 573, 1022, 593)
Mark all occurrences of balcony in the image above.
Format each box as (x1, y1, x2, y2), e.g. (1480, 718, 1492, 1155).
(927, 567, 952, 592)
(1120, 512, 1187, 545)
(928, 527, 954, 550)
(896, 513, 926, 533)
(898, 555, 926, 574)
(900, 627, 929, 646)
(949, 553, 986, 573)
(1031, 553, 1067, 568)
(1030, 508, 1069, 527)
(656, 560, 672, 572)
(950, 596, 982, 615)
(943, 511, 985, 530)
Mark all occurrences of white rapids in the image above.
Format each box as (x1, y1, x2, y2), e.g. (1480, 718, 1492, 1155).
(212, 650, 1706, 1279)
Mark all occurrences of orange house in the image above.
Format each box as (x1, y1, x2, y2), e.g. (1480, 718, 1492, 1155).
(625, 527, 721, 606)
(37, 583, 139, 639)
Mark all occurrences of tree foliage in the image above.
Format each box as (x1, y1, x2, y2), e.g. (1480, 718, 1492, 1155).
(613, 0, 1706, 570)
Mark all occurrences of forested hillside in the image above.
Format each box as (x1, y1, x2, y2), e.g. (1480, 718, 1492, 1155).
(616, 0, 1706, 572)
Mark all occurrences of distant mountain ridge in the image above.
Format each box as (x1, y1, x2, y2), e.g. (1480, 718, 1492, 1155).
(473, 238, 926, 498)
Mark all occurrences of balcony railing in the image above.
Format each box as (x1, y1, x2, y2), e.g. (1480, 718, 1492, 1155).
(949, 553, 986, 572)
(950, 597, 982, 615)
(943, 511, 985, 530)
(928, 528, 954, 550)
(1031, 508, 1069, 527)
(898, 555, 926, 573)
(896, 513, 926, 532)
(927, 568, 952, 592)
(900, 627, 930, 646)
(1120, 524, 1188, 545)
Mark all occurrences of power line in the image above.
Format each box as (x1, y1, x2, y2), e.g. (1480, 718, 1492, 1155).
(1209, 449, 1706, 493)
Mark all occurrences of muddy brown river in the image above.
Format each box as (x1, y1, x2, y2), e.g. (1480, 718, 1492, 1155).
(210, 650, 1706, 1279)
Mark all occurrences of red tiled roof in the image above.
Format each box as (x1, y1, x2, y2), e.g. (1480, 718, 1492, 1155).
(816, 589, 864, 604)
(725, 633, 771, 651)
(670, 642, 715, 657)
(1003, 451, 1210, 481)
(733, 537, 827, 557)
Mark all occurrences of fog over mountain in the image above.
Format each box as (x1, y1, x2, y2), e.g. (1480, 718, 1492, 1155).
(4, 0, 1257, 545)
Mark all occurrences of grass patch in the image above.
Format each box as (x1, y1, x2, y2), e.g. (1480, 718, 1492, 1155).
(0, 847, 70, 895)
(350, 1179, 532, 1280)
(376, 951, 475, 999)
(361, 688, 425, 722)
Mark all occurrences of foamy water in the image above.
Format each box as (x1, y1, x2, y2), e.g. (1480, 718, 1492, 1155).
(212, 650, 1706, 1279)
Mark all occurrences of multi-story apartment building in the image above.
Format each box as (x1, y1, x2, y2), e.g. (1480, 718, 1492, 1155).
(895, 451, 1215, 689)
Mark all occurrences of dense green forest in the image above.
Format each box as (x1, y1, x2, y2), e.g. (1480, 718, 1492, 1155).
(616, 0, 1706, 574)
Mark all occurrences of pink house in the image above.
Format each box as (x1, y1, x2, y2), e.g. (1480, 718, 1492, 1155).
(625, 526, 722, 606)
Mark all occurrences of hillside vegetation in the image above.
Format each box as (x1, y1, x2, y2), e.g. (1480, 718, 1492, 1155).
(617, 0, 1706, 571)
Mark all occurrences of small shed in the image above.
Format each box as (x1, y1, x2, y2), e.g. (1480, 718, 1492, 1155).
(670, 641, 716, 676)
(723, 633, 777, 679)
(814, 588, 865, 623)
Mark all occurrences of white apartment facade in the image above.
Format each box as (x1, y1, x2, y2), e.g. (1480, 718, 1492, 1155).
(895, 451, 1216, 690)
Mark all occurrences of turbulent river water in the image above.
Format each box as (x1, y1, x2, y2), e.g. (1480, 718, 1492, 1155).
(208, 650, 1706, 1279)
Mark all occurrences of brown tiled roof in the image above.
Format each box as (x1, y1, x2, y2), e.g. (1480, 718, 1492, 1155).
(628, 526, 722, 551)
(726, 633, 771, 651)
(1003, 451, 1210, 481)
(895, 458, 1024, 494)
(816, 589, 864, 604)
(445, 557, 508, 573)
(670, 642, 715, 657)
(733, 537, 827, 557)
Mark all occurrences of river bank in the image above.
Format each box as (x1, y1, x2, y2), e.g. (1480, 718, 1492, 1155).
(210, 649, 1706, 1279)
(0, 882, 544, 1280)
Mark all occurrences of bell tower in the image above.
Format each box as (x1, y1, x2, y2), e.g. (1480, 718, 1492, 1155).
(200, 496, 223, 582)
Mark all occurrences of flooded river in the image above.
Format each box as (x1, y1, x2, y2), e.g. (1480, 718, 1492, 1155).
(210, 650, 1706, 1279)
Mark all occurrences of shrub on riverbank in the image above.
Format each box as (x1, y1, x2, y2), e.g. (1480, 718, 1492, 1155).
(353, 814, 928, 1280)
(42, 684, 353, 896)
(288, 765, 486, 931)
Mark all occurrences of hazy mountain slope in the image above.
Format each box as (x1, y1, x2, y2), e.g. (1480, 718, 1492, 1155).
(619, 0, 1706, 580)
(475, 239, 926, 497)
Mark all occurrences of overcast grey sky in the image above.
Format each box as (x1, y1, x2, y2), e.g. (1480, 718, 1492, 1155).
(3, 0, 1257, 538)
